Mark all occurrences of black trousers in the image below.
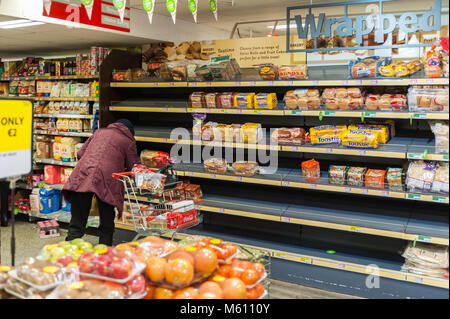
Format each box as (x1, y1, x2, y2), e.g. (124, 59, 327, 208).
(0, 181, 10, 226)
(66, 192, 115, 246)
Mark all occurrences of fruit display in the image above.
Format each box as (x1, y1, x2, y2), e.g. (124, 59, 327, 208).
(4, 277, 50, 299)
(184, 237, 239, 264)
(47, 280, 126, 299)
(214, 259, 267, 288)
(0, 266, 12, 288)
(77, 247, 146, 283)
(39, 239, 96, 263)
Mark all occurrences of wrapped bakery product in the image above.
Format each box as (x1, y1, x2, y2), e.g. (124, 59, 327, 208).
(349, 56, 390, 78)
(225, 124, 242, 143)
(234, 93, 255, 109)
(278, 65, 308, 80)
(241, 123, 263, 144)
(218, 93, 237, 109)
(201, 121, 218, 141)
(190, 92, 206, 108)
(365, 169, 386, 189)
(284, 90, 320, 110)
(213, 124, 227, 142)
(379, 60, 423, 77)
(271, 127, 306, 146)
(256, 64, 278, 80)
(324, 98, 339, 110)
(192, 113, 206, 139)
(348, 124, 389, 144)
(424, 44, 442, 78)
(346, 167, 367, 187)
(205, 93, 219, 108)
(406, 160, 437, 193)
(402, 242, 449, 269)
(431, 162, 449, 195)
(204, 158, 228, 174)
(254, 93, 278, 109)
(232, 161, 259, 177)
(329, 165, 348, 185)
(140, 150, 171, 168)
(302, 159, 320, 182)
(386, 168, 404, 191)
(429, 121, 449, 154)
(408, 87, 449, 112)
(341, 129, 380, 149)
(0, 265, 12, 286)
(47, 280, 125, 299)
(135, 171, 166, 195)
(310, 125, 346, 145)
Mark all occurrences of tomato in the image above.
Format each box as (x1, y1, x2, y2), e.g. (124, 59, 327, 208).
(217, 265, 232, 278)
(252, 262, 266, 278)
(241, 269, 259, 286)
(222, 243, 237, 259)
(239, 261, 252, 270)
(228, 266, 244, 279)
(245, 287, 259, 299)
(254, 283, 265, 298)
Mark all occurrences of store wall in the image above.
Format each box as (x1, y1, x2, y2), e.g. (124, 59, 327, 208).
(0, 0, 230, 42)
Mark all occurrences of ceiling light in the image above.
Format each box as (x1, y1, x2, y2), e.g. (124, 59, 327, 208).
(0, 19, 45, 29)
(267, 24, 304, 30)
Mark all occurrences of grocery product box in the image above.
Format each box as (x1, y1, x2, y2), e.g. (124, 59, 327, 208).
(37, 220, 60, 238)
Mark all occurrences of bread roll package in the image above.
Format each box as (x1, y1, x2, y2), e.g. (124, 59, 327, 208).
(278, 65, 308, 80)
(408, 87, 449, 112)
(204, 158, 228, 174)
(365, 169, 386, 189)
(271, 127, 306, 146)
(429, 121, 449, 154)
(140, 150, 171, 168)
(431, 163, 449, 195)
(232, 161, 259, 177)
(386, 167, 404, 191)
(406, 161, 437, 193)
(190, 92, 206, 108)
(302, 159, 321, 182)
(329, 165, 348, 185)
(346, 167, 367, 187)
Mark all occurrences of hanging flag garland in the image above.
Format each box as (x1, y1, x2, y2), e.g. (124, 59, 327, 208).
(43, 0, 52, 15)
(166, 0, 178, 24)
(209, 0, 218, 21)
(143, 0, 155, 24)
(188, 0, 198, 24)
(80, 0, 94, 20)
(113, 0, 126, 23)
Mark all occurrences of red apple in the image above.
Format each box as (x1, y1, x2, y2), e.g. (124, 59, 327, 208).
(125, 275, 146, 296)
(114, 249, 134, 261)
(57, 256, 74, 267)
(94, 254, 112, 277)
(78, 252, 96, 273)
(110, 258, 133, 279)
(104, 281, 126, 296)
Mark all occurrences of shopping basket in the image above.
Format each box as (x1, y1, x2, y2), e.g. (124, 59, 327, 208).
(113, 165, 202, 241)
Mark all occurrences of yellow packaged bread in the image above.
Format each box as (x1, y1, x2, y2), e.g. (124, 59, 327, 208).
(53, 136, 62, 161)
(254, 93, 278, 109)
(348, 124, 389, 144)
(225, 124, 242, 143)
(341, 129, 380, 149)
(241, 123, 263, 144)
(309, 125, 346, 145)
(234, 93, 255, 109)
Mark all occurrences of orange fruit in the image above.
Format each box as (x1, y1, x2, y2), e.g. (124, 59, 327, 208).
(241, 269, 259, 286)
(222, 243, 237, 259)
(173, 287, 199, 299)
(217, 265, 232, 278)
(197, 292, 221, 299)
(221, 278, 246, 299)
(239, 261, 252, 270)
(252, 262, 266, 277)
(229, 266, 244, 279)
(194, 248, 218, 274)
(135, 247, 153, 264)
(198, 281, 223, 299)
(144, 284, 155, 299)
(164, 240, 178, 254)
(145, 257, 167, 283)
(254, 283, 265, 298)
(141, 236, 166, 245)
(153, 287, 174, 299)
(246, 287, 259, 299)
(165, 258, 194, 286)
(115, 243, 135, 252)
(167, 250, 195, 266)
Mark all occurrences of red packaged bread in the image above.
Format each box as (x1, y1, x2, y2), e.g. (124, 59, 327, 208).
(140, 150, 171, 168)
(271, 128, 306, 146)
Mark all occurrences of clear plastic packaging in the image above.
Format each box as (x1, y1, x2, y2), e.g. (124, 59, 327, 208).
(407, 87, 449, 112)
(329, 166, 348, 185)
(283, 90, 320, 110)
(218, 93, 237, 109)
(401, 261, 449, 278)
(140, 150, 171, 168)
(346, 167, 367, 187)
(179, 237, 240, 265)
(386, 168, 404, 191)
(234, 93, 255, 109)
(241, 123, 263, 144)
(402, 242, 449, 269)
(406, 161, 437, 193)
(271, 127, 306, 146)
(232, 161, 259, 177)
(112, 69, 146, 81)
(204, 158, 228, 174)
(254, 93, 278, 109)
(429, 121, 449, 154)
(310, 125, 346, 145)
(431, 162, 449, 195)
(77, 247, 146, 284)
(46, 280, 125, 299)
(225, 124, 242, 142)
(205, 93, 219, 108)
(189, 92, 206, 108)
(5, 277, 50, 299)
(302, 159, 321, 182)
(365, 169, 386, 189)
(135, 171, 166, 196)
(214, 258, 268, 289)
(365, 94, 407, 111)
(256, 64, 278, 80)
(192, 113, 206, 140)
(201, 121, 218, 141)
(0, 265, 13, 288)
(278, 65, 308, 80)
(349, 56, 390, 78)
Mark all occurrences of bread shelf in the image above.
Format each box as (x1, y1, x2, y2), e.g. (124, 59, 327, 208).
(0, 75, 99, 81)
(34, 158, 77, 167)
(34, 129, 93, 137)
(137, 224, 448, 290)
(34, 97, 99, 102)
(34, 114, 93, 119)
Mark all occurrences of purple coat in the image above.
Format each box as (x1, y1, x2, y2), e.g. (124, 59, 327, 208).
(62, 123, 138, 212)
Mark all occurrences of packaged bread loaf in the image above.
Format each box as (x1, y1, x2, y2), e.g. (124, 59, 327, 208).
(225, 124, 242, 142)
(271, 128, 306, 146)
(234, 93, 255, 109)
(192, 113, 206, 139)
(302, 159, 321, 182)
(349, 56, 390, 78)
(241, 123, 263, 144)
(213, 124, 227, 142)
(309, 125, 346, 145)
(254, 93, 278, 109)
(329, 165, 348, 185)
(408, 87, 449, 112)
(406, 161, 437, 193)
(190, 92, 206, 108)
(232, 161, 259, 177)
(204, 158, 228, 174)
(140, 150, 171, 168)
(278, 65, 308, 79)
(346, 167, 367, 187)
(201, 122, 217, 141)
(218, 93, 237, 109)
(431, 163, 449, 195)
(365, 169, 386, 189)
(429, 121, 449, 154)
(205, 93, 219, 108)
(386, 168, 404, 191)
(256, 64, 278, 80)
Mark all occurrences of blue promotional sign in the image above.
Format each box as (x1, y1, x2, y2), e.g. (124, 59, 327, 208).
(286, 0, 442, 53)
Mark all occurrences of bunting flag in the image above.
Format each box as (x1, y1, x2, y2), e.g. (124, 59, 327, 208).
(80, 0, 94, 20)
(113, 0, 126, 23)
(143, 0, 155, 24)
(44, 0, 52, 15)
(166, 0, 178, 24)
(209, 0, 218, 21)
(188, 0, 198, 24)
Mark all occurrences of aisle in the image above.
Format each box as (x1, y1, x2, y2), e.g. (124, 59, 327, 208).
(0, 217, 362, 299)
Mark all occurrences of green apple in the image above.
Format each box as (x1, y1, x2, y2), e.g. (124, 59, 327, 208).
(83, 247, 94, 253)
(49, 247, 66, 262)
(58, 241, 71, 248)
(93, 244, 107, 251)
(39, 248, 52, 260)
(70, 238, 84, 246)
(78, 241, 93, 250)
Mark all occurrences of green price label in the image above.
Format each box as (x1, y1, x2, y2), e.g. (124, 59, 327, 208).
(80, 0, 93, 5)
(143, 0, 153, 11)
(209, 0, 217, 12)
(113, 0, 125, 10)
(408, 194, 421, 200)
(432, 196, 447, 203)
(324, 111, 335, 116)
(418, 236, 432, 243)
(167, 0, 176, 13)
(189, 0, 197, 13)
(443, 154, 449, 161)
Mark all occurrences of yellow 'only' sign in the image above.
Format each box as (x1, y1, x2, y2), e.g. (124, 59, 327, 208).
(0, 99, 33, 179)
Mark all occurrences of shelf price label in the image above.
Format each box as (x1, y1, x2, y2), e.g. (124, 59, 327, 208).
(414, 276, 423, 283)
(325, 148, 333, 154)
(417, 236, 432, 243)
(282, 181, 290, 187)
(410, 79, 418, 85)
(364, 112, 377, 118)
(355, 80, 362, 85)
(370, 80, 378, 85)
(234, 81, 241, 86)
(250, 81, 256, 86)
(443, 155, 449, 161)
(287, 81, 294, 86)
(191, 82, 197, 87)
(324, 111, 336, 117)
(267, 81, 274, 86)
(299, 257, 312, 264)
(344, 187, 352, 193)
(281, 217, 290, 223)
(381, 190, 390, 197)
(350, 226, 363, 233)
(358, 150, 366, 156)
(361, 189, 369, 195)
(432, 196, 447, 203)
(235, 176, 242, 182)
(209, 174, 216, 179)
(341, 80, 348, 85)
(408, 194, 421, 200)
(218, 208, 224, 213)
(187, 172, 194, 177)
(312, 80, 319, 86)
(275, 252, 287, 259)
(426, 79, 434, 85)
(407, 153, 423, 160)
(291, 110, 302, 116)
(338, 263, 345, 269)
(309, 184, 317, 190)
(413, 113, 427, 119)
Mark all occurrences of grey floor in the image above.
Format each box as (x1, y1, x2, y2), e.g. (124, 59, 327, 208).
(0, 218, 361, 299)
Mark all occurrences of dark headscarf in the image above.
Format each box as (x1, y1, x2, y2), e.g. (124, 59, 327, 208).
(116, 119, 135, 136)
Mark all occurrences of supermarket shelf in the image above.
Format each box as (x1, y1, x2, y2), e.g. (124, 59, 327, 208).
(110, 104, 449, 120)
(34, 158, 77, 167)
(34, 114, 93, 119)
(143, 224, 448, 290)
(0, 76, 35, 81)
(170, 163, 449, 204)
(23, 210, 99, 228)
(127, 192, 448, 245)
(134, 127, 448, 161)
(34, 129, 93, 137)
(34, 75, 99, 80)
(34, 97, 99, 102)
